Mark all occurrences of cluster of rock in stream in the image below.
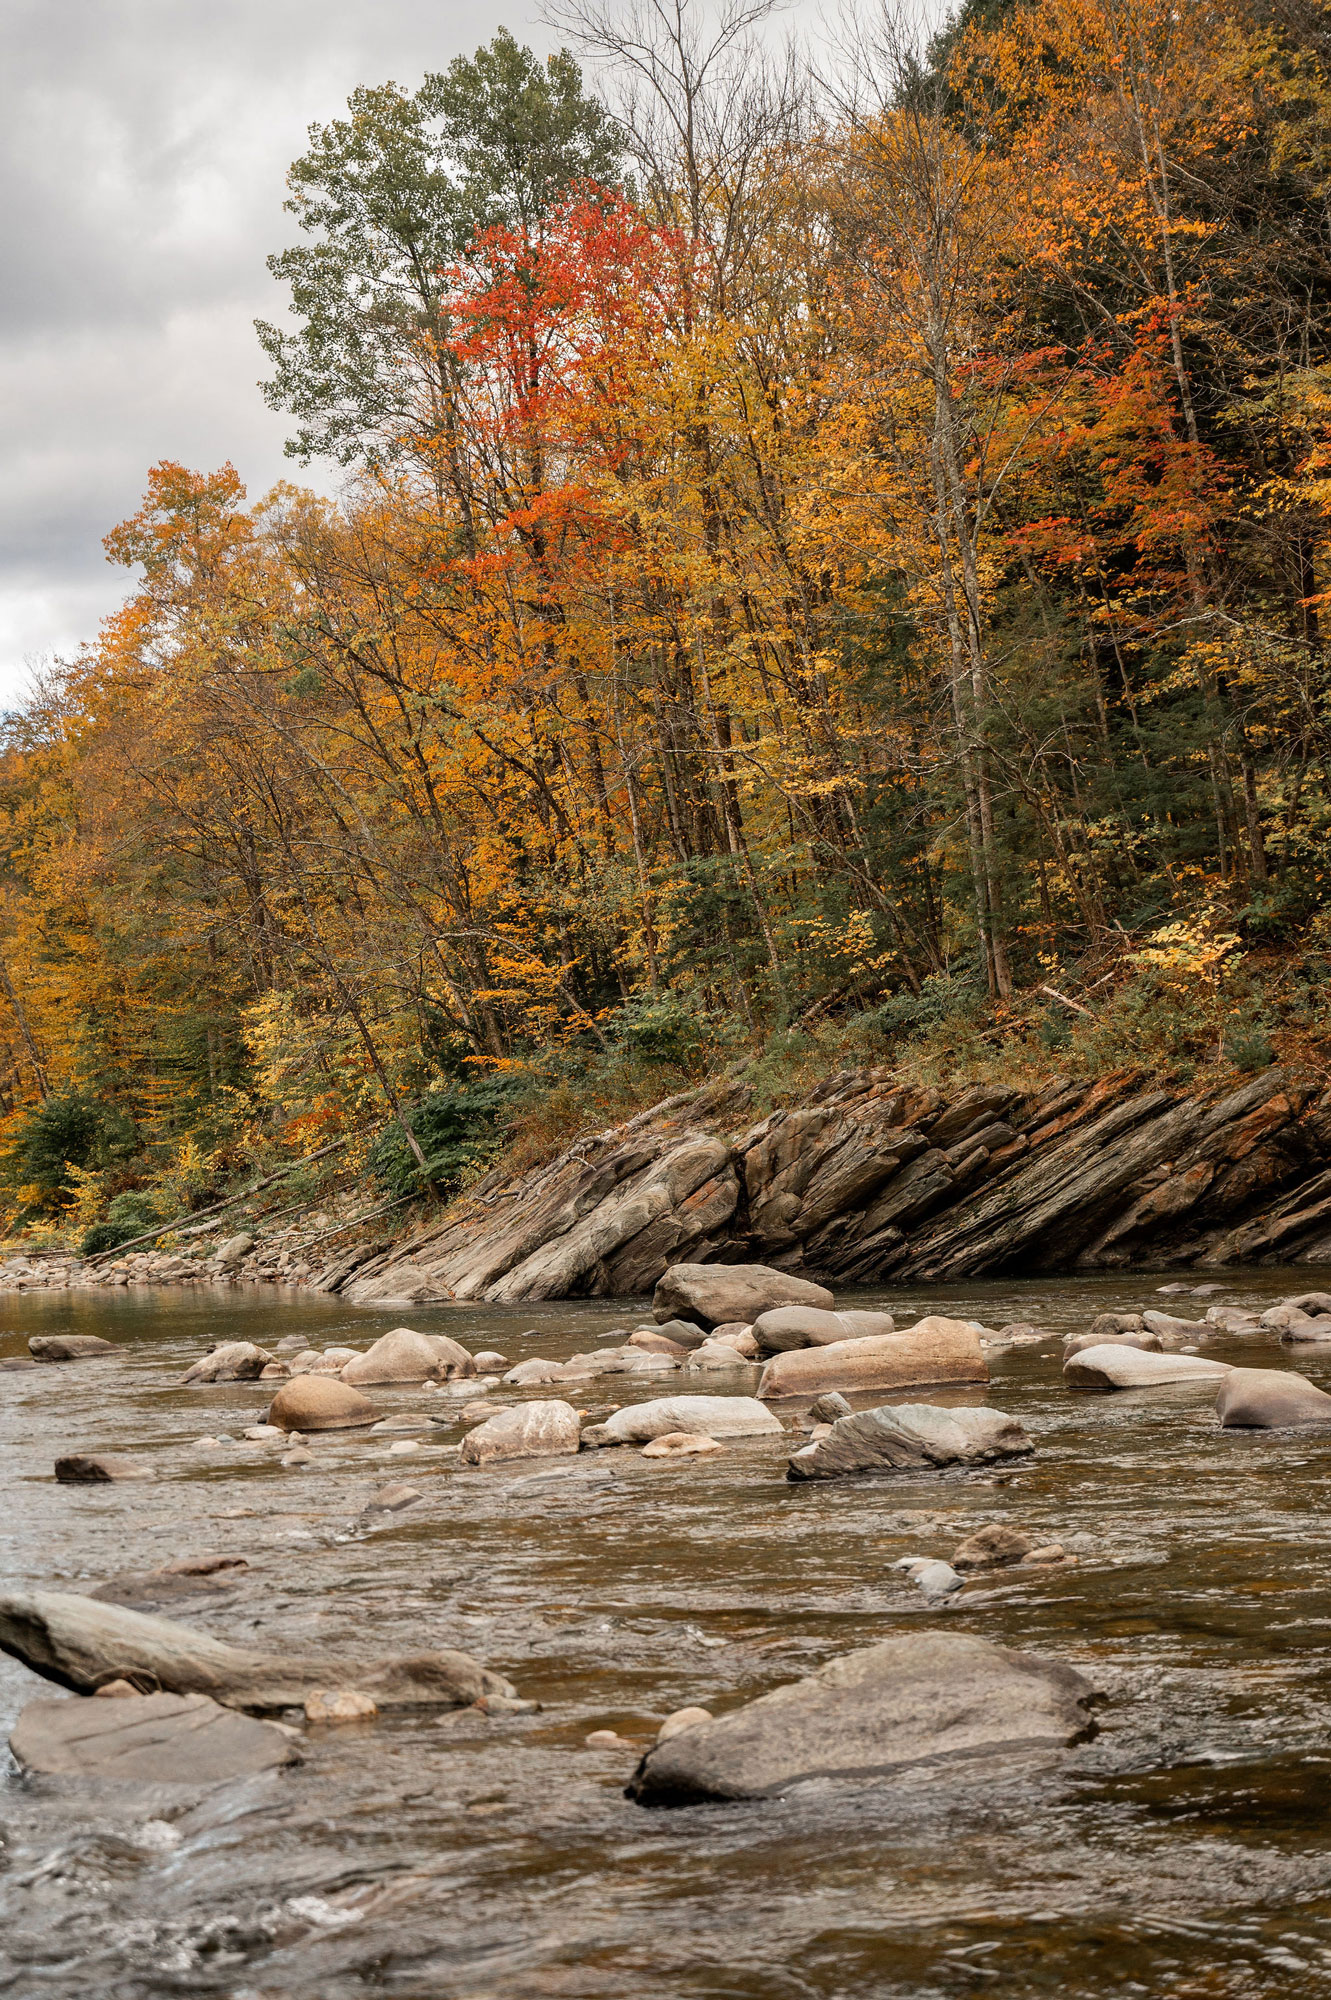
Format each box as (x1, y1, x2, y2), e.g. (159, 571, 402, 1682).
(9, 1256, 1331, 1809)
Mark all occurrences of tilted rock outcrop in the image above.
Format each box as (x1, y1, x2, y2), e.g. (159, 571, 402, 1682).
(336, 1063, 1331, 1303)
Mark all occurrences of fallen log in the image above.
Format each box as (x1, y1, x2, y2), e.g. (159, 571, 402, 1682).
(0, 1589, 517, 1713)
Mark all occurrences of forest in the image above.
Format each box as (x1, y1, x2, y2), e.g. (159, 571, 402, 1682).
(3, 0, 1331, 1247)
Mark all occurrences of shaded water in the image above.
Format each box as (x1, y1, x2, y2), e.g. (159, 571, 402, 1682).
(5, 1271, 1331, 1997)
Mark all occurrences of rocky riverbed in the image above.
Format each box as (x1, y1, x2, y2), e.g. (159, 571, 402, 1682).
(7, 1268, 1331, 1997)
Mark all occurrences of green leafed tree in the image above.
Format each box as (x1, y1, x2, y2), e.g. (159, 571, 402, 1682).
(256, 29, 623, 481)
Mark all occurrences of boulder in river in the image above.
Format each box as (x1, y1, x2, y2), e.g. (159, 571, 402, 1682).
(582, 1395, 782, 1446)
(1205, 1305, 1264, 1334)
(1062, 1330, 1164, 1358)
(641, 1431, 725, 1457)
(652, 1318, 713, 1351)
(1063, 1344, 1232, 1391)
(459, 1399, 581, 1466)
(684, 1340, 751, 1371)
(1259, 1302, 1320, 1335)
(342, 1327, 475, 1384)
(787, 1403, 1031, 1481)
(215, 1232, 255, 1267)
(1141, 1310, 1212, 1347)
(950, 1524, 1039, 1570)
(1285, 1292, 1331, 1318)
(751, 1305, 897, 1354)
(178, 1341, 273, 1385)
(266, 1375, 377, 1431)
(9, 1691, 298, 1780)
(0, 1587, 518, 1712)
(628, 1329, 690, 1357)
(652, 1262, 834, 1332)
(1088, 1312, 1145, 1339)
(758, 1317, 988, 1401)
(29, 1334, 119, 1363)
(627, 1631, 1097, 1805)
(1215, 1367, 1331, 1428)
(503, 1357, 567, 1386)
(54, 1455, 153, 1483)
(363, 1483, 424, 1513)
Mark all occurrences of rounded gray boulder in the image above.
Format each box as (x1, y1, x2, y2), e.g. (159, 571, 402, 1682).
(1215, 1367, 1331, 1428)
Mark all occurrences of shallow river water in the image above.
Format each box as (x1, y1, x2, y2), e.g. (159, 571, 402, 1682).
(6, 1271, 1331, 1998)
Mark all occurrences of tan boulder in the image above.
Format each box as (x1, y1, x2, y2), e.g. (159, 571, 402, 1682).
(1215, 1366, 1331, 1427)
(652, 1262, 833, 1331)
(641, 1431, 725, 1457)
(179, 1341, 273, 1385)
(757, 1316, 987, 1400)
(1063, 1344, 1231, 1391)
(267, 1375, 377, 1431)
(752, 1306, 896, 1355)
(341, 1327, 474, 1385)
(458, 1399, 581, 1466)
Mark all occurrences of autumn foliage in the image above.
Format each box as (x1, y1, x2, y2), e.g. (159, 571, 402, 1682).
(3, 2, 1331, 1229)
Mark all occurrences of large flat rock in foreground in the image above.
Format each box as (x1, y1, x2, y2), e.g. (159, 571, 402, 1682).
(10, 1692, 298, 1781)
(628, 1632, 1097, 1804)
(0, 1589, 516, 1713)
(758, 1317, 988, 1400)
(787, 1402, 1032, 1480)
(1063, 1344, 1233, 1392)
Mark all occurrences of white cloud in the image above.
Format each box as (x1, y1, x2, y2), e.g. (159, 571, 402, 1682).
(0, 0, 551, 695)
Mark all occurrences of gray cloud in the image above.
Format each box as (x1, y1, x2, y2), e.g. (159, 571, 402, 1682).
(0, 0, 550, 694)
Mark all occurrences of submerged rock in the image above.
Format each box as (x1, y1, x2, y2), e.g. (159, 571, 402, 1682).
(363, 1483, 424, 1512)
(29, 1335, 119, 1363)
(459, 1400, 581, 1466)
(305, 1688, 378, 1724)
(641, 1431, 725, 1458)
(758, 1317, 988, 1401)
(627, 1631, 1097, 1805)
(266, 1376, 377, 1432)
(950, 1524, 1039, 1570)
(652, 1262, 834, 1331)
(1063, 1344, 1232, 1391)
(54, 1455, 153, 1483)
(1215, 1367, 1331, 1428)
(787, 1403, 1031, 1481)
(9, 1691, 298, 1780)
(0, 1587, 517, 1711)
(581, 1395, 782, 1446)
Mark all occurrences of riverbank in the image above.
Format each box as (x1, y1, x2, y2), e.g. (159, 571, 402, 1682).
(6, 1057, 1331, 1306)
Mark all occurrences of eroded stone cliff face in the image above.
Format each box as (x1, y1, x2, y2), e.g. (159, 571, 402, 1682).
(331, 1065, 1331, 1304)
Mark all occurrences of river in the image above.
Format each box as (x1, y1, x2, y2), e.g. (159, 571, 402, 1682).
(4, 1270, 1331, 1997)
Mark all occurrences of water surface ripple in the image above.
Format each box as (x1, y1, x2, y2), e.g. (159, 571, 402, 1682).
(5, 1272, 1331, 1996)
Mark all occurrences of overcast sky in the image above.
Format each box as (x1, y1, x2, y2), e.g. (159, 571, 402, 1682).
(0, 0, 569, 701)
